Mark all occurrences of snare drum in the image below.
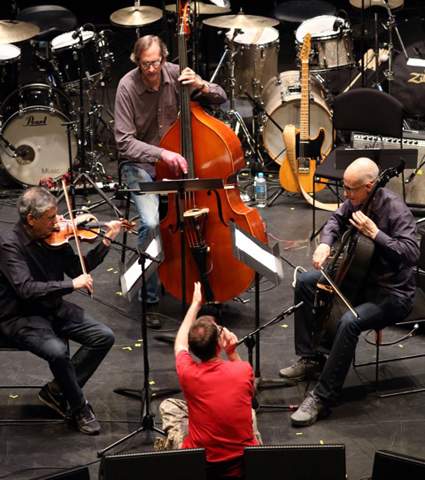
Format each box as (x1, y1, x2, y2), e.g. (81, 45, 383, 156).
(261, 71, 333, 164)
(0, 84, 77, 186)
(296, 16, 355, 71)
(223, 27, 279, 98)
(50, 30, 103, 87)
(0, 44, 21, 103)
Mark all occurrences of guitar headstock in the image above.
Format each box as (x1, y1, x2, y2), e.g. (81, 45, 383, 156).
(300, 33, 311, 65)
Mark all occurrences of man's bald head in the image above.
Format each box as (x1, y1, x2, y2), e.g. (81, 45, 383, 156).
(344, 157, 379, 185)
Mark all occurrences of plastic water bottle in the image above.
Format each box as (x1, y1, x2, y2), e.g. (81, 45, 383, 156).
(255, 172, 267, 208)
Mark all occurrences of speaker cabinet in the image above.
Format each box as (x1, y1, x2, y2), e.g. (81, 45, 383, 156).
(244, 444, 346, 480)
(35, 466, 90, 479)
(372, 450, 425, 480)
(99, 448, 206, 480)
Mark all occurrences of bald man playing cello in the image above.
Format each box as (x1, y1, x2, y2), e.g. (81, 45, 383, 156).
(279, 158, 419, 426)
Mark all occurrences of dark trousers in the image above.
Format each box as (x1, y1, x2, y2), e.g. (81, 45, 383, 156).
(294, 270, 412, 402)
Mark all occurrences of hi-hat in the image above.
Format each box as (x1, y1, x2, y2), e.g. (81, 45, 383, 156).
(349, 0, 403, 9)
(0, 20, 40, 43)
(203, 12, 279, 29)
(110, 6, 163, 28)
(166, 1, 230, 15)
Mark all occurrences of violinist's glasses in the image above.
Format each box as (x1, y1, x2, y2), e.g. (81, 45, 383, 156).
(140, 59, 162, 70)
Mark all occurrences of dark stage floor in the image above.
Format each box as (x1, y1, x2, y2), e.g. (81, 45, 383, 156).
(1, 4, 425, 479)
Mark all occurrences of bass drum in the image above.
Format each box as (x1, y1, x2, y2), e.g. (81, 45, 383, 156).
(262, 71, 333, 165)
(0, 83, 77, 186)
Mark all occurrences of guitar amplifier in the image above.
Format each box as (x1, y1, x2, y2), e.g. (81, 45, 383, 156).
(352, 130, 425, 206)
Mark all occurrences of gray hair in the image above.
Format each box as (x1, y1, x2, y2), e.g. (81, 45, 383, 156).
(130, 35, 168, 67)
(17, 187, 57, 223)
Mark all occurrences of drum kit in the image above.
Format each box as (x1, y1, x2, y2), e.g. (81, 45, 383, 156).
(0, 18, 115, 187)
(0, 0, 412, 187)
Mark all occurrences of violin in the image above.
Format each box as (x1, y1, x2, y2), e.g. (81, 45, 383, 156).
(44, 213, 135, 248)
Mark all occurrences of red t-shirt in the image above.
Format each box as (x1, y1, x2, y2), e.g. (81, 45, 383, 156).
(176, 349, 258, 464)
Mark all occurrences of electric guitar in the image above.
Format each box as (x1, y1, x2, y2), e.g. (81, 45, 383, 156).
(279, 33, 327, 194)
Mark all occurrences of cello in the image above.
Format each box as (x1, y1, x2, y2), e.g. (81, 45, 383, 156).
(156, 1, 267, 304)
(314, 163, 405, 352)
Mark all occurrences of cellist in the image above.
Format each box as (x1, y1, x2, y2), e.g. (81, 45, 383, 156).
(114, 35, 227, 321)
(280, 158, 419, 426)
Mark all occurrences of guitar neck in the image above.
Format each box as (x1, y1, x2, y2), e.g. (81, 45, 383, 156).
(300, 58, 310, 142)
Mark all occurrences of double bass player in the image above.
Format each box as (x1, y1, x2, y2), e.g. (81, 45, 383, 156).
(280, 157, 419, 426)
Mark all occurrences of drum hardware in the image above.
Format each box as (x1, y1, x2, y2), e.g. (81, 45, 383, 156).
(110, 1, 163, 39)
(165, 1, 230, 15)
(0, 83, 77, 186)
(209, 28, 264, 167)
(295, 15, 356, 72)
(203, 10, 280, 29)
(0, 19, 40, 44)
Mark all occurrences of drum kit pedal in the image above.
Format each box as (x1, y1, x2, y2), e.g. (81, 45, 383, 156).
(0, 18, 115, 188)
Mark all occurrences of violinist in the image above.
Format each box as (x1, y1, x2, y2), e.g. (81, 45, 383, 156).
(0, 187, 122, 435)
(114, 35, 227, 321)
(280, 158, 419, 426)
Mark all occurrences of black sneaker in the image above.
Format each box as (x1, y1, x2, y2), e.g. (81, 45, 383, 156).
(38, 384, 71, 419)
(73, 401, 100, 435)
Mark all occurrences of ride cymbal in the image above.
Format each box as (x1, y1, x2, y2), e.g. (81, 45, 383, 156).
(110, 6, 163, 28)
(203, 12, 279, 29)
(0, 20, 40, 43)
(166, 1, 231, 14)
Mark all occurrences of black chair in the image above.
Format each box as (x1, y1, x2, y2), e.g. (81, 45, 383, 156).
(311, 88, 404, 240)
(353, 230, 425, 397)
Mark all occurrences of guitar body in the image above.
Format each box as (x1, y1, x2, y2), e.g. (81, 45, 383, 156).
(279, 127, 327, 194)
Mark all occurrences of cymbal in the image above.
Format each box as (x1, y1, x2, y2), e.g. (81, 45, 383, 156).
(203, 12, 279, 29)
(166, 2, 231, 15)
(110, 6, 163, 28)
(0, 20, 40, 43)
(349, 0, 403, 10)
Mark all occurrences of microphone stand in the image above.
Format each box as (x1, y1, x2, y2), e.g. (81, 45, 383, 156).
(97, 236, 178, 457)
(237, 300, 304, 412)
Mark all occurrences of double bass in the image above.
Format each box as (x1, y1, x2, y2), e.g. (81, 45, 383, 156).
(156, 1, 267, 304)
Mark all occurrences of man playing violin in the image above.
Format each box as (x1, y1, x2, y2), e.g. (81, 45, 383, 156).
(114, 35, 227, 323)
(280, 157, 419, 426)
(0, 187, 122, 434)
(159, 282, 262, 480)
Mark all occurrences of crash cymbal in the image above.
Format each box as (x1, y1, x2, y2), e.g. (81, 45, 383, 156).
(203, 12, 279, 29)
(110, 6, 163, 28)
(0, 20, 40, 43)
(166, 1, 231, 15)
(350, 0, 403, 10)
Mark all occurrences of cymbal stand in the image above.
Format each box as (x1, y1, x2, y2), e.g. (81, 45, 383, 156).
(210, 31, 261, 164)
(381, 0, 409, 95)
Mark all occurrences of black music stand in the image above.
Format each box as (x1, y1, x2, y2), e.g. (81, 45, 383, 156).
(122, 177, 225, 314)
(97, 227, 175, 456)
(230, 221, 299, 410)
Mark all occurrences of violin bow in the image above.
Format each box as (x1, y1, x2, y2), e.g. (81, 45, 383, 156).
(61, 178, 92, 295)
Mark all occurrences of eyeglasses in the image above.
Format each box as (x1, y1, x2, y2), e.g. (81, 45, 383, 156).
(218, 325, 224, 338)
(342, 182, 367, 194)
(140, 59, 162, 70)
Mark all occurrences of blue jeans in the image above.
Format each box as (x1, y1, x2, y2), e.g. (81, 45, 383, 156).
(12, 313, 115, 411)
(294, 270, 413, 402)
(123, 164, 160, 303)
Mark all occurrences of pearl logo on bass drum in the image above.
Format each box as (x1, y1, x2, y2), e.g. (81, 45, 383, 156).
(23, 115, 48, 127)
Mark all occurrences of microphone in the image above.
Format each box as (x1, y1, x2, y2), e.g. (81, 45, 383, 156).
(405, 170, 418, 184)
(333, 18, 343, 31)
(72, 26, 84, 40)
